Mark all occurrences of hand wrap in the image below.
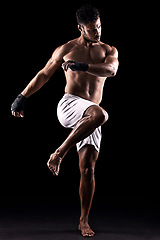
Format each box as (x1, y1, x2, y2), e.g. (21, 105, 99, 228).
(68, 60, 88, 71)
(11, 94, 26, 113)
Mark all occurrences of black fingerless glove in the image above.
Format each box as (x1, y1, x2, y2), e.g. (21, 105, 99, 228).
(68, 60, 88, 72)
(11, 94, 26, 112)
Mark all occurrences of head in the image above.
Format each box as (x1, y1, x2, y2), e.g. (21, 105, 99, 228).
(76, 4, 101, 43)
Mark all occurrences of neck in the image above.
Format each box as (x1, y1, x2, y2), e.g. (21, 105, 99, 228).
(78, 35, 93, 47)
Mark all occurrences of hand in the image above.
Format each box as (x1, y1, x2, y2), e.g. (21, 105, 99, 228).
(11, 110, 24, 118)
(11, 94, 26, 117)
(62, 60, 75, 72)
(62, 60, 88, 72)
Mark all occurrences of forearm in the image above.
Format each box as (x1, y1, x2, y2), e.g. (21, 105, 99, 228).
(21, 70, 49, 98)
(87, 62, 118, 78)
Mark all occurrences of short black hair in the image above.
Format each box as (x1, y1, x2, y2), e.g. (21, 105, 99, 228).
(76, 4, 100, 25)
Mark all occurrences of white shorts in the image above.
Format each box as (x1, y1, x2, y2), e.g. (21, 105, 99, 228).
(57, 93, 102, 152)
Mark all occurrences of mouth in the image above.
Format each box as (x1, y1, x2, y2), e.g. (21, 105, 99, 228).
(94, 36, 100, 42)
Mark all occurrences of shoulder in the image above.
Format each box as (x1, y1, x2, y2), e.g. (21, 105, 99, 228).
(52, 39, 77, 61)
(100, 42, 118, 59)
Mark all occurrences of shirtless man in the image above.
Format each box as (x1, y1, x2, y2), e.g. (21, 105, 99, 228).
(11, 4, 118, 237)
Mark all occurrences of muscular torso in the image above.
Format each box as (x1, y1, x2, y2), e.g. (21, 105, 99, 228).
(62, 39, 108, 104)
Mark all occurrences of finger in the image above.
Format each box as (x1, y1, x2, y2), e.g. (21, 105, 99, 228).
(62, 63, 67, 71)
(20, 110, 24, 117)
(12, 111, 17, 117)
(62, 62, 68, 70)
(63, 63, 69, 72)
(12, 111, 20, 117)
(15, 112, 20, 117)
(61, 63, 65, 70)
(65, 63, 69, 71)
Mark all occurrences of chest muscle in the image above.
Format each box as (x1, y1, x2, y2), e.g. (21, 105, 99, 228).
(63, 45, 106, 64)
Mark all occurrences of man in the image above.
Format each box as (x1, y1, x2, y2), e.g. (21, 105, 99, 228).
(11, 4, 118, 237)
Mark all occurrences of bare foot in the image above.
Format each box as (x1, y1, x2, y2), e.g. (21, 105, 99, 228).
(47, 151, 62, 176)
(78, 221, 95, 237)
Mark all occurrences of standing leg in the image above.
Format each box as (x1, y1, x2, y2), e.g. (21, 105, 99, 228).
(78, 144, 99, 237)
(47, 105, 107, 175)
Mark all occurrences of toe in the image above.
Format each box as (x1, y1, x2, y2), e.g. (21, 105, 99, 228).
(82, 229, 88, 237)
(90, 232, 95, 237)
(82, 227, 95, 237)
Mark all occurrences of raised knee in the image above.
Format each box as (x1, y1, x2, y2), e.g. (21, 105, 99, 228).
(84, 105, 108, 127)
(101, 109, 109, 125)
(93, 108, 108, 126)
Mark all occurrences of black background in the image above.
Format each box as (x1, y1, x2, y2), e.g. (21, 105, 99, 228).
(2, 0, 159, 215)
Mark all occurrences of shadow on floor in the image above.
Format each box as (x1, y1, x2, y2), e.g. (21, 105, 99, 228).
(0, 195, 160, 240)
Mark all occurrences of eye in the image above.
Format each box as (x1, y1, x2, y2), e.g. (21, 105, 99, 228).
(91, 28, 97, 33)
(91, 25, 101, 32)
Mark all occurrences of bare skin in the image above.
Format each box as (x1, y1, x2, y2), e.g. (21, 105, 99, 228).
(47, 152, 62, 176)
(12, 17, 118, 237)
(78, 145, 98, 237)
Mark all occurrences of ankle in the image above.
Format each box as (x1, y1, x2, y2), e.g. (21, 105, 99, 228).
(80, 216, 89, 224)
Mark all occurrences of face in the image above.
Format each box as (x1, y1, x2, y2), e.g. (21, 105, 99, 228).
(80, 17, 102, 43)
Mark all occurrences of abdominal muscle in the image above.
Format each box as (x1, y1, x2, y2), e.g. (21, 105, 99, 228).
(64, 70, 106, 105)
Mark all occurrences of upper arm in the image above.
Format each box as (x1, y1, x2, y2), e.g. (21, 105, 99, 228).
(104, 45, 119, 65)
(41, 42, 75, 80)
(41, 45, 68, 79)
(40, 46, 64, 79)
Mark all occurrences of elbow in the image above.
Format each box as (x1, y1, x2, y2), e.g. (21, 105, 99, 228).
(110, 69, 117, 77)
(106, 61, 119, 77)
(104, 69, 117, 77)
(103, 64, 118, 77)
(108, 66, 118, 77)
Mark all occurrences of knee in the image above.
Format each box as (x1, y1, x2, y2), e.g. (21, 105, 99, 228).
(80, 166, 95, 181)
(93, 107, 109, 126)
(85, 105, 108, 127)
(101, 109, 109, 125)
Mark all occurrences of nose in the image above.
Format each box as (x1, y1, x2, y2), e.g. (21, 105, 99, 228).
(95, 29, 99, 35)
(95, 27, 101, 37)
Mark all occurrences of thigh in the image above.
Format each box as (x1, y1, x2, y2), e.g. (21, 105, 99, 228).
(57, 94, 98, 129)
(78, 145, 99, 171)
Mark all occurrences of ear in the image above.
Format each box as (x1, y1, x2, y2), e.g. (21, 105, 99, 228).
(78, 24, 82, 32)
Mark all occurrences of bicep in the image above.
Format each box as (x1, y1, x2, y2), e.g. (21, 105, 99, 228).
(41, 48, 64, 79)
(42, 58, 62, 78)
(42, 42, 75, 79)
(104, 46, 119, 66)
